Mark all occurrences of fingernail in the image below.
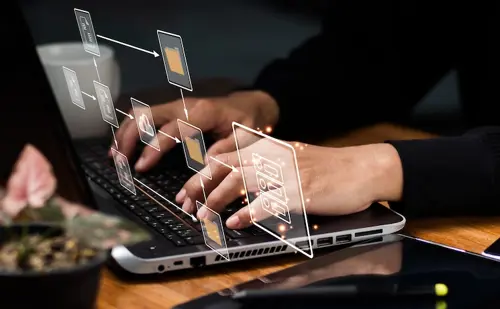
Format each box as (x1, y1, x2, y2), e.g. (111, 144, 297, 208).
(197, 207, 207, 219)
(176, 189, 186, 203)
(226, 216, 240, 228)
(135, 157, 146, 170)
(182, 198, 193, 213)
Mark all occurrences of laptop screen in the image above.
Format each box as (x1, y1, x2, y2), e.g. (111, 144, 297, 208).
(1, 2, 96, 208)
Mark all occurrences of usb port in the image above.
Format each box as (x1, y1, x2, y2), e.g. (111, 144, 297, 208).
(295, 241, 310, 250)
(317, 237, 333, 247)
(336, 234, 352, 243)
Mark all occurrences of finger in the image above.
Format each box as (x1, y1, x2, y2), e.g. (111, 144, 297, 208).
(206, 135, 237, 158)
(225, 197, 272, 229)
(197, 166, 259, 218)
(134, 120, 178, 172)
(109, 117, 135, 157)
(178, 163, 232, 213)
(135, 99, 219, 172)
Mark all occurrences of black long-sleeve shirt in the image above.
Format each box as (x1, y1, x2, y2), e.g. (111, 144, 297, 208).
(252, 1, 500, 141)
(250, 2, 500, 217)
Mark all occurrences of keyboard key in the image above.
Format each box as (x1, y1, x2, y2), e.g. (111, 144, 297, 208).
(225, 229, 250, 239)
(153, 212, 170, 220)
(160, 218, 176, 225)
(185, 236, 204, 245)
(143, 205, 160, 213)
(177, 229, 199, 238)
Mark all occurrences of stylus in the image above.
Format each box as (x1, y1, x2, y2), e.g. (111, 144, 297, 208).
(232, 283, 448, 300)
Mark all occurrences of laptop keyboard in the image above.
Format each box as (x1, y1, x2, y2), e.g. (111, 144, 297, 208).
(78, 143, 266, 248)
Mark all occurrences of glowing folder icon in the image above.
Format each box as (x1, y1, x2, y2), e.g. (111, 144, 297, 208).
(185, 136, 204, 164)
(203, 218, 222, 246)
(165, 47, 185, 75)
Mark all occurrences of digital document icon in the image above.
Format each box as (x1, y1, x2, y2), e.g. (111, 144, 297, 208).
(111, 148, 136, 195)
(93, 81, 119, 128)
(62, 66, 85, 110)
(252, 153, 291, 224)
(233, 122, 313, 259)
(130, 97, 160, 151)
(165, 47, 185, 75)
(177, 119, 212, 179)
(139, 114, 155, 137)
(74, 9, 100, 56)
(196, 201, 229, 261)
(157, 30, 193, 91)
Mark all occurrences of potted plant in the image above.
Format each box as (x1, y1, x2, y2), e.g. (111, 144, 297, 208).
(0, 145, 151, 309)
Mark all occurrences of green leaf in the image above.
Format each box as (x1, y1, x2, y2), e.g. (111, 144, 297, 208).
(65, 213, 151, 250)
(0, 210, 12, 225)
(13, 200, 65, 223)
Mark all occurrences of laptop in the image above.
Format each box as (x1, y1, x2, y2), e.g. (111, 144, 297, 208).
(2, 1, 405, 275)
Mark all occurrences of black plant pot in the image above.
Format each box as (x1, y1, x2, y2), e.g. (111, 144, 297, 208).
(0, 224, 108, 309)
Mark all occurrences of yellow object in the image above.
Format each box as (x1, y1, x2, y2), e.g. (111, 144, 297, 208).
(435, 300, 447, 309)
(203, 218, 222, 246)
(185, 136, 204, 164)
(435, 283, 448, 297)
(165, 47, 185, 75)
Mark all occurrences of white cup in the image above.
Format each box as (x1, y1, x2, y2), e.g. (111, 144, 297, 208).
(37, 42, 121, 139)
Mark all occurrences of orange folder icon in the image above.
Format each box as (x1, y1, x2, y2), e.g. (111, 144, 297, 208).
(165, 47, 185, 75)
(203, 218, 222, 246)
(185, 136, 204, 164)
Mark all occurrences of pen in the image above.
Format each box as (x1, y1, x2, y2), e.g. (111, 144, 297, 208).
(231, 283, 448, 300)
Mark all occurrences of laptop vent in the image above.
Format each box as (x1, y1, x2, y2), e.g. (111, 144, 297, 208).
(214, 245, 288, 262)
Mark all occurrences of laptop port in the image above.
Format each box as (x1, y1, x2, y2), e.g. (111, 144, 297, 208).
(336, 234, 352, 243)
(317, 237, 333, 247)
(295, 241, 310, 250)
(190, 256, 206, 268)
(173, 260, 183, 266)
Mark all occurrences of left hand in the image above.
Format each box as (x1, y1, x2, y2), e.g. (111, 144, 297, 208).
(175, 141, 402, 229)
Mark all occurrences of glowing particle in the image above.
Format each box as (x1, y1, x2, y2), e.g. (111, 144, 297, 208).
(313, 224, 318, 230)
(295, 142, 300, 148)
(306, 198, 310, 203)
(278, 224, 286, 232)
(300, 146, 304, 150)
(240, 189, 246, 195)
(265, 126, 272, 133)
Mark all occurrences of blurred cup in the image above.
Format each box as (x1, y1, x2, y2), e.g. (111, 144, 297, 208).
(37, 42, 121, 139)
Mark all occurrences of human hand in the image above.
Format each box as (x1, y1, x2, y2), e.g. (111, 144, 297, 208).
(112, 90, 279, 172)
(176, 140, 403, 229)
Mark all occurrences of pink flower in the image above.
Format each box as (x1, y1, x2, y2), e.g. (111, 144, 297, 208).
(1, 144, 57, 217)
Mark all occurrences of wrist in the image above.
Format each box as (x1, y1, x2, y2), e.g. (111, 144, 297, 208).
(364, 143, 403, 202)
(231, 90, 280, 127)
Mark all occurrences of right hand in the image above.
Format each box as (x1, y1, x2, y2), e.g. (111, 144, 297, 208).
(112, 90, 279, 172)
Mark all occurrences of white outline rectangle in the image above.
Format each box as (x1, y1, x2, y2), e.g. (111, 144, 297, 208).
(93, 80, 119, 128)
(156, 30, 193, 92)
(111, 148, 136, 195)
(130, 97, 160, 151)
(177, 119, 212, 179)
(232, 121, 313, 259)
(62, 66, 85, 110)
(74, 8, 100, 57)
(196, 201, 229, 261)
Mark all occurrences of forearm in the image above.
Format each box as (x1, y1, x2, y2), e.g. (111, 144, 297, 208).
(369, 128, 500, 217)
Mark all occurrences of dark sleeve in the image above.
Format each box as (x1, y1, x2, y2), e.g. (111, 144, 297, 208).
(387, 127, 500, 217)
(250, 2, 406, 141)
(250, 2, 455, 141)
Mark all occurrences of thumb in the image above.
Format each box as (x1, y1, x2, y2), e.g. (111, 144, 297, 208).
(207, 135, 237, 158)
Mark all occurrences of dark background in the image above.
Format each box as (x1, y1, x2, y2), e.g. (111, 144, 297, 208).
(19, 0, 461, 134)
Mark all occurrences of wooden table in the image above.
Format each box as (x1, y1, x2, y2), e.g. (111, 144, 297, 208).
(97, 123, 500, 309)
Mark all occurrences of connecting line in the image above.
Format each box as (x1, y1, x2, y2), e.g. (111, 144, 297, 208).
(115, 108, 134, 119)
(180, 88, 188, 121)
(93, 56, 101, 82)
(209, 156, 239, 173)
(96, 34, 159, 57)
(133, 177, 197, 221)
(200, 176, 207, 205)
(111, 126, 118, 149)
(81, 91, 96, 100)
